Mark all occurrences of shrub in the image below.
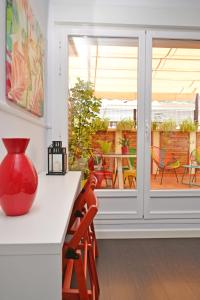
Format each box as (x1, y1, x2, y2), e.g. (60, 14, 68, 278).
(92, 118, 110, 131)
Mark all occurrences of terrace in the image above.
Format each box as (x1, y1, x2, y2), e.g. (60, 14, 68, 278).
(68, 36, 200, 190)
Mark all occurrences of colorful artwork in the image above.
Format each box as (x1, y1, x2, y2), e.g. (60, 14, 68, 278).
(6, 0, 44, 117)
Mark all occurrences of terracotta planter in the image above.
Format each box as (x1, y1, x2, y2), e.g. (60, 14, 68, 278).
(121, 146, 129, 154)
(0, 138, 38, 216)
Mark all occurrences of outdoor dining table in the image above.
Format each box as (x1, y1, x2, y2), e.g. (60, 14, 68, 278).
(102, 153, 137, 189)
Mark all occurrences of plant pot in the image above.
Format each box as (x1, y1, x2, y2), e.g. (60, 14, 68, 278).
(121, 146, 129, 154)
(0, 138, 38, 216)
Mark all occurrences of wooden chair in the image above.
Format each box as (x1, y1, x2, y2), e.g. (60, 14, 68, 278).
(67, 175, 99, 259)
(62, 202, 99, 300)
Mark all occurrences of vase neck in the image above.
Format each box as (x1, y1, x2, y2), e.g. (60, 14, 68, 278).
(2, 138, 30, 153)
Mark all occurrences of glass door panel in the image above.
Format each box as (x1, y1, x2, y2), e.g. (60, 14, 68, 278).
(68, 36, 138, 190)
(151, 38, 200, 190)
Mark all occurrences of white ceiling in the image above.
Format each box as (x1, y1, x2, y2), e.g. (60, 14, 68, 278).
(51, 0, 200, 8)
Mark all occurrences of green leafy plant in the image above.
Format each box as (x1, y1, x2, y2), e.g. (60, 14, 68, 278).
(97, 140, 112, 154)
(119, 134, 130, 146)
(179, 119, 198, 132)
(116, 118, 135, 131)
(159, 119, 177, 132)
(68, 78, 102, 170)
(92, 118, 110, 131)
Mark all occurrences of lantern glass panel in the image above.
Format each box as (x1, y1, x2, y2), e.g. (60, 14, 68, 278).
(53, 154, 63, 172)
(49, 153, 53, 172)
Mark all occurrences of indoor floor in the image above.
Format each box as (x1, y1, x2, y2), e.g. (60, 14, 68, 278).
(97, 239, 200, 300)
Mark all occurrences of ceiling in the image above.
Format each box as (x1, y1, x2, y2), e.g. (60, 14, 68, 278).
(69, 37, 200, 101)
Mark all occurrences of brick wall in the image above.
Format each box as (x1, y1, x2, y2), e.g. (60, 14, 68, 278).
(91, 130, 115, 152)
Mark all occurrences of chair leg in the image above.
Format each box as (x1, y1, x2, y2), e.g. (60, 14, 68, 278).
(133, 177, 136, 188)
(90, 222, 99, 258)
(155, 167, 159, 180)
(192, 168, 198, 183)
(128, 175, 133, 188)
(88, 246, 100, 299)
(160, 167, 165, 184)
(174, 168, 179, 183)
(74, 255, 89, 300)
(113, 169, 118, 186)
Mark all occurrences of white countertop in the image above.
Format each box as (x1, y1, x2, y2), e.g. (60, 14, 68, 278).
(0, 171, 81, 255)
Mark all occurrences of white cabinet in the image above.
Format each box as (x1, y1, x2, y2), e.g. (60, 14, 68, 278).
(0, 172, 81, 300)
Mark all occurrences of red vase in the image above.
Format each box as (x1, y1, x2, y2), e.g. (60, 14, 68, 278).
(0, 138, 38, 216)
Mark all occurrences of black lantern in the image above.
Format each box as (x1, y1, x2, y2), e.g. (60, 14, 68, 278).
(47, 141, 67, 175)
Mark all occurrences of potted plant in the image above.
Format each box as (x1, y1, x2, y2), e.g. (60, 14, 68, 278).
(97, 140, 112, 154)
(159, 119, 177, 132)
(151, 121, 160, 131)
(116, 118, 135, 131)
(119, 134, 130, 154)
(68, 78, 102, 171)
(179, 119, 198, 132)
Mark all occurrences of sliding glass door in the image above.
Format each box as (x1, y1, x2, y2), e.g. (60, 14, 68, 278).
(144, 31, 200, 219)
(68, 36, 139, 190)
(66, 28, 145, 219)
(65, 27, 200, 220)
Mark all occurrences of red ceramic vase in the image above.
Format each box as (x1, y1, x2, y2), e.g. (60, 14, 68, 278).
(0, 138, 38, 216)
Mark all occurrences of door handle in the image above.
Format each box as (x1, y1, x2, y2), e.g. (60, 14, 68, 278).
(145, 122, 150, 137)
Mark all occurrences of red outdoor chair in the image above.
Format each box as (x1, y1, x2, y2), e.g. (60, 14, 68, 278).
(88, 155, 116, 188)
(151, 146, 181, 184)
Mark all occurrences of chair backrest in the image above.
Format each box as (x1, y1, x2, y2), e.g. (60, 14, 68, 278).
(66, 178, 98, 250)
(85, 180, 99, 209)
(88, 155, 103, 171)
(68, 175, 97, 230)
(151, 146, 176, 167)
(128, 147, 136, 168)
(88, 154, 115, 174)
(66, 204, 98, 252)
(151, 146, 160, 166)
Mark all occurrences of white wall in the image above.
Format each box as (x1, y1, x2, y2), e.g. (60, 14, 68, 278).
(48, 0, 200, 145)
(51, 0, 200, 28)
(0, 0, 49, 172)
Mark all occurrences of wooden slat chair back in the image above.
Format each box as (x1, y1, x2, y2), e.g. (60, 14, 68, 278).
(62, 196, 99, 300)
(67, 175, 99, 258)
(67, 175, 97, 231)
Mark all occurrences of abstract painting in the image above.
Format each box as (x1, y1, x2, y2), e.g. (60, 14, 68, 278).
(6, 0, 44, 117)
